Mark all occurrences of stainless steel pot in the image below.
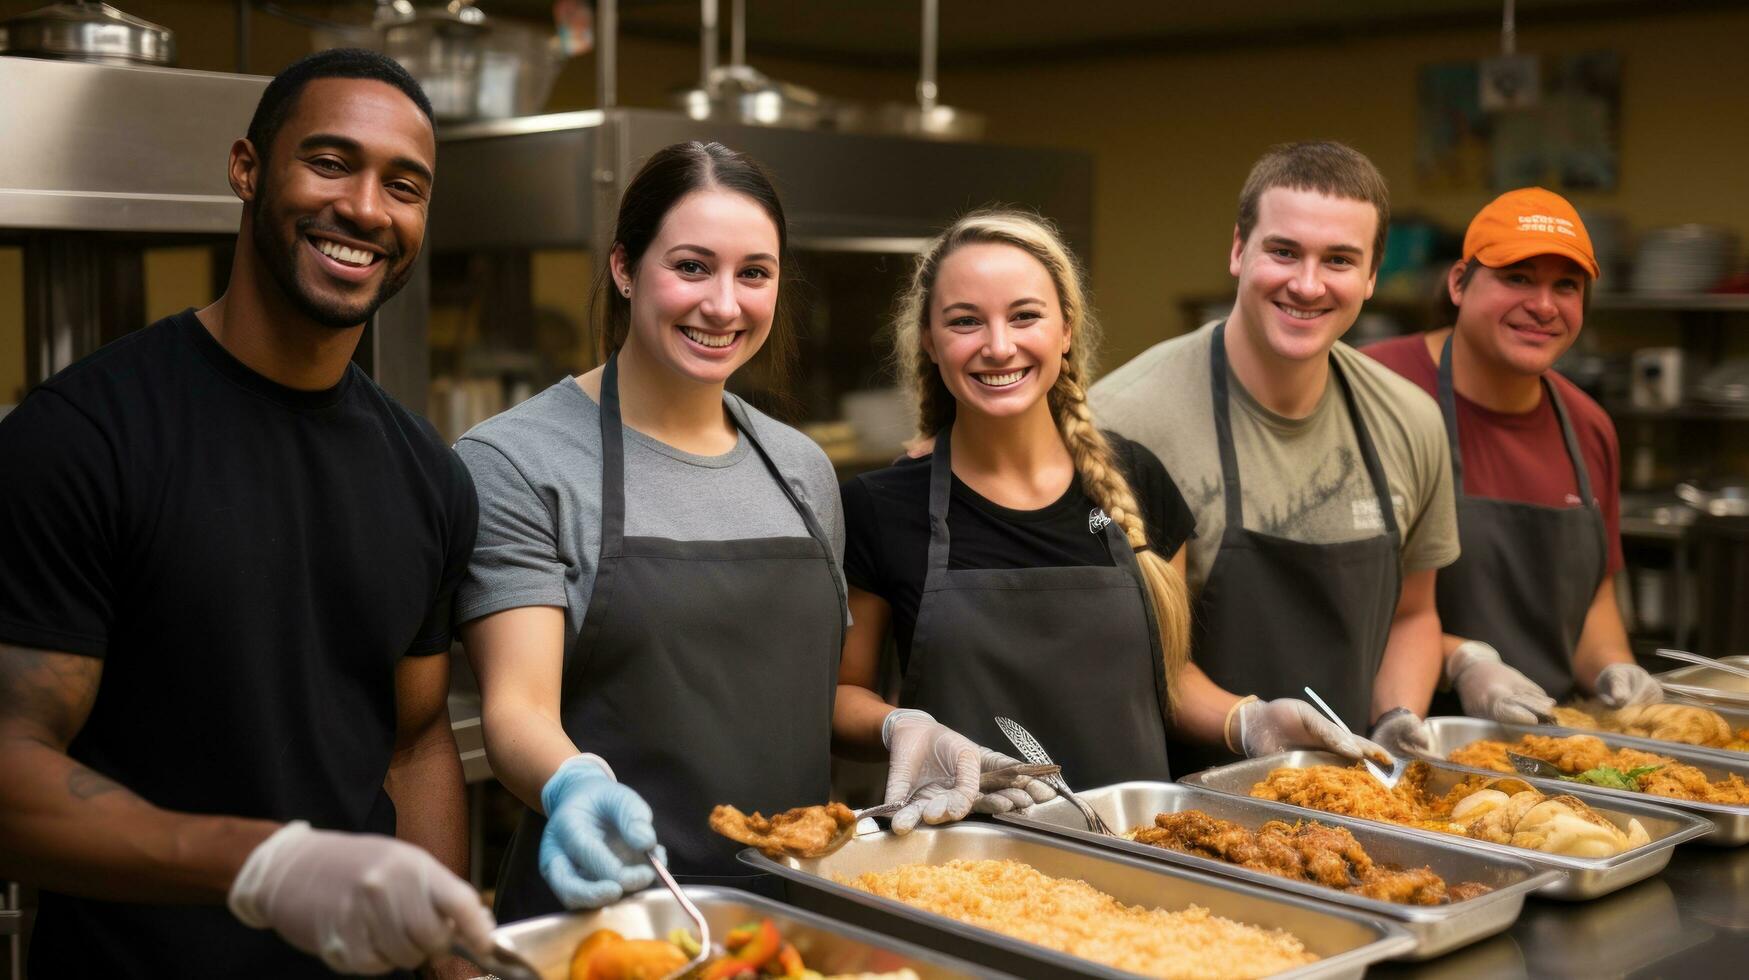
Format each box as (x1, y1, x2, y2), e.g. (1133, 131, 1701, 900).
(0, 0, 173, 66)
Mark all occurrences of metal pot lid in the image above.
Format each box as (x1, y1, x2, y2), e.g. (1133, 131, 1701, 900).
(0, 1, 174, 66)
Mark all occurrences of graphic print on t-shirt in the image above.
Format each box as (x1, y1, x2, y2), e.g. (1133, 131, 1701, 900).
(1089, 507, 1113, 532)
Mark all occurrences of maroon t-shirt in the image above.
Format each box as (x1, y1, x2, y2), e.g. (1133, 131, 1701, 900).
(1363, 333, 1624, 576)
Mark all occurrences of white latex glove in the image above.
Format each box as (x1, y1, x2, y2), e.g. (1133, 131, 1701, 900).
(1370, 707, 1438, 758)
(969, 747, 1060, 814)
(1596, 663, 1663, 708)
(1447, 640, 1556, 725)
(228, 821, 495, 975)
(881, 708, 981, 834)
(1237, 698, 1394, 764)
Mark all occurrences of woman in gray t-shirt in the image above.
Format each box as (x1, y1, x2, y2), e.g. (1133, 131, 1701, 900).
(454, 142, 1004, 921)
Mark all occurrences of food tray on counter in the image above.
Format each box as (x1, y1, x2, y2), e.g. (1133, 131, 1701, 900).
(1179, 750, 1709, 900)
(992, 780, 1557, 959)
(1532, 699, 1749, 767)
(1653, 654, 1749, 709)
(741, 821, 1414, 980)
(487, 885, 993, 980)
(1420, 715, 1749, 846)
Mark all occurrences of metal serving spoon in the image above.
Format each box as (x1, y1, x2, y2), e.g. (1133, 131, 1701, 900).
(648, 850, 712, 980)
(1303, 686, 1406, 789)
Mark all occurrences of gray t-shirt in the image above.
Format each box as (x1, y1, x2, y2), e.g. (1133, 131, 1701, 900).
(454, 379, 847, 646)
(1091, 322, 1458, 594)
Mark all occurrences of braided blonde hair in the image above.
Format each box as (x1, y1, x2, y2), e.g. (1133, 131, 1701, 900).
(891, 209, 1191, 708)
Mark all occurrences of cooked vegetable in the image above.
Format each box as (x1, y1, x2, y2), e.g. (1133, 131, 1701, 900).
(1561, 765, 1663, 791)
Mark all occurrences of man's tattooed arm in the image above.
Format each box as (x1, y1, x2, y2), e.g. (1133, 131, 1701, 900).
(0, 642, 276, 902)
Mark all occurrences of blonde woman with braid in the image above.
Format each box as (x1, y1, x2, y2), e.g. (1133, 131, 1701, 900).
(837, 210, 1390, 798)
(836, 210, 1175, 804)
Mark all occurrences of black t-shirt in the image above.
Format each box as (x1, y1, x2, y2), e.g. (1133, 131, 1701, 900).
(842, 433, 1195, 670)
(0, 311, 477, 979)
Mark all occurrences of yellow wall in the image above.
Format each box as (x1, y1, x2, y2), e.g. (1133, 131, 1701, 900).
(935, 8, 1749, 366)
(0, 247, 23, 405)
(6, 4, 1744, 373)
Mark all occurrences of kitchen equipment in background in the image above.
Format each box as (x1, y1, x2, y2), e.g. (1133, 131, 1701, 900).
(675, 0, 833, 129)
(1630, 347, 1685, 410)
(0, 0, 173, 65)
(1632, 225, 1738, 295)
(1678, 482, 1749, 657)
(1696, 359, 1749, 409)
(866, 0, 986, 140)
(314, 1, 570, 121)
(840, 387, 912, 458)
(1678, 481, 1749, 518)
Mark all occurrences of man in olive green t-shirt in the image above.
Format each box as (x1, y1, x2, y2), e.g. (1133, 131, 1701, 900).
(1091, 141, 1458, 768)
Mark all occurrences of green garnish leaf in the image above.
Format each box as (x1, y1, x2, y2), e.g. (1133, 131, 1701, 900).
(1560, 764, 1663, 791)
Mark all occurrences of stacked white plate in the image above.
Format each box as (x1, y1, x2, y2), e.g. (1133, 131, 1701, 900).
(1632, 225, 1738, 294)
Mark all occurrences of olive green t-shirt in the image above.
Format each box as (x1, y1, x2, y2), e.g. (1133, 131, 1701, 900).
(1090, 321, 1459, 594)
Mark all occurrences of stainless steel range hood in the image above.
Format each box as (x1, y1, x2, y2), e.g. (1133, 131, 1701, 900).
(428, 107, 1093, 259)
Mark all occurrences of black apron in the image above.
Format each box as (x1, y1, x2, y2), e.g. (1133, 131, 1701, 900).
(898, 420, 1173, 787)
(1429, 332, 1607, 709)
(1173, 321, 1404, 776)
(495, 354, 845, 921)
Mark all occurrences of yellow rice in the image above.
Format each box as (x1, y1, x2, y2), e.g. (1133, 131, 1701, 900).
(841, 859, 1318, 979)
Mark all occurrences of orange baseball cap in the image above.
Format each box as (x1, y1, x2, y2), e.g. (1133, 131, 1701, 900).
(1462, 187, 1600, 281)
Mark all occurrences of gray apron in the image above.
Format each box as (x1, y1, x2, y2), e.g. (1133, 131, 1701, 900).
(1430, 332, 1607, 709)
(495, 353, 844, 922)
(898, 420, 1173, 787)
(1172, 321, 1403, 776)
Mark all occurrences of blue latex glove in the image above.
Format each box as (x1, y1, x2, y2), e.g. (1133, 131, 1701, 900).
(538, 755, 663, 909)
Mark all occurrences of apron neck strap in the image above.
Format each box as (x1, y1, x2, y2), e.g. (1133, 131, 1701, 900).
(598, 352, 629, 544)
(597, 352, 840, 559)
(1211, 320, 1399, 541)
(1437, 331, 1594, 506)
(1208, 320, 1248, 529)
(926, 423, 956, 573)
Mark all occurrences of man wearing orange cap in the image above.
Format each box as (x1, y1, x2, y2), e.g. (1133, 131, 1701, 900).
(1365, 187, 1658, 724)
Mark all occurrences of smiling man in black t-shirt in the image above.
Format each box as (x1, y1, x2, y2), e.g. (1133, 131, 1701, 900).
(0, 50, 491, 978)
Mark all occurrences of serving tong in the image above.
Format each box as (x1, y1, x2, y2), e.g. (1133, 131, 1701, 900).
(1655, 647, 1749, 684)
(1506, 751, 1568, 780)
(994, 716, 1117, 836)
(1303, 686, 1407, 789)
(797, 762, 1060, 858)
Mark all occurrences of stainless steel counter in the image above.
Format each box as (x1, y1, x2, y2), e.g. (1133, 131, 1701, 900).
(1376, 844, 1749, 978)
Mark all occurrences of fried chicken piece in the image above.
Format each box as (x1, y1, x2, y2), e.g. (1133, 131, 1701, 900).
(708, 802, 856, 858)
(1447, 734, 1749, 805)
(1354, 866, 1449, 905)
(1550, 705, 1599, 730)
(1133, 810, 1487, 905)
(1447, 881, 1494, 902)
(1249, 764, 1425, 825)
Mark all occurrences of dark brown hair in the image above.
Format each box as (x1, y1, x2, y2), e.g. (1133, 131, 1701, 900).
(1440, 257, 1592, 325)
(1236, 141, 1391, 271)
(588, 141, 796, 389)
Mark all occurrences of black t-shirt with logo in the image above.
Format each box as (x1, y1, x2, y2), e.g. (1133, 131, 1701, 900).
(0, 310, 477, 979)
(841, 432, 1195, 671)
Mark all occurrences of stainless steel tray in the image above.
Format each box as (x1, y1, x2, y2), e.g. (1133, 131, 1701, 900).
(1654, 654, 1749, 708)
(741, 821, 1415, 979)
(1179, 750, 1710, 900)
(993, 781, 1557, 960)
(1421, 715, 1749, 846)
(1533, 699, 1749, 767)
(486, 885, 995, 980)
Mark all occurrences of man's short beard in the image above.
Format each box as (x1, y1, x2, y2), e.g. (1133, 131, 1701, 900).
(249, 181, 415, 330)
